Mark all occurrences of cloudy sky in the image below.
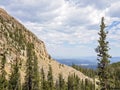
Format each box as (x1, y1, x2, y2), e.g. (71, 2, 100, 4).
(0, 0, 120, 58)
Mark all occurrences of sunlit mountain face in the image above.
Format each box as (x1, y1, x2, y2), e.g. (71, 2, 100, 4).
(1, 0, 120, 59)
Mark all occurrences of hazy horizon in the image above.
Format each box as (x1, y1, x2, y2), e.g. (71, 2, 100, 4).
(53, 56, 120, 59)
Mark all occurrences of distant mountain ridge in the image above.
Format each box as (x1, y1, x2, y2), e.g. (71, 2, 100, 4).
(56, 57, 120, 69)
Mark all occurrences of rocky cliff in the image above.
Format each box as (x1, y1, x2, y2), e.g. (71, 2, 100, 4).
(0, 8, 92, 82)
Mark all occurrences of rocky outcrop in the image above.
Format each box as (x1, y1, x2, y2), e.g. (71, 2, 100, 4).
(0, 8, 92, 82)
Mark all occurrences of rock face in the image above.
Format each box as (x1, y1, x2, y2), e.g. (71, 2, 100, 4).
(0, 8, 92, 82)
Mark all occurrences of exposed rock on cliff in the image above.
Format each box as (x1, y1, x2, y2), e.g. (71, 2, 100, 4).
(0, 8, 92, 82)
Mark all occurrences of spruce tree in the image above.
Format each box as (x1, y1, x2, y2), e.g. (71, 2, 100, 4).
(0, 53, 8, 90)
(23, 43, 33, 90)
(67, 75, 74, 90)
(85, 78, 93, 90)
(58, 73, 65, 90)
(41, 67, 47, 90)
(74, 75, 80, 90)
(8, 57, 21, 90)
(95, 17, 111, 90)
(80, 79, 84, 90)
(47, 65, 54, 90)
(23, 43, 40, 90)
(55, 80, 59, 90)
(32, 52, 40, 90)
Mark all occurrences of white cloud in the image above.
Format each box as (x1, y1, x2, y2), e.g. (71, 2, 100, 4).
(0, 0, 120, 57)
(107, 1, 120, 18)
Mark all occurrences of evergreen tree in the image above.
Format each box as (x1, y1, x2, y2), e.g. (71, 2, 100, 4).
(23, 43, 33, 90)
(80, 79, 84, 90)
(108, 62, 120, 89)
(41, 67, 48, 90)
(47, 65, 54, 90)
(32, 52, 40, 90)
(23, 43, 40, 90)
(95, 17, 111, 90)
(58, 73, 65, 90)
(73, 75, 80, 90)
(8, 57, 21, 90)
(67, 74, 81, 90)
(67, 75, 74, 90)
(55, 80, 59, 90)
(0, 53, 8, 90)
(72, 64, 96, 78)
(84, 79, 93, 90)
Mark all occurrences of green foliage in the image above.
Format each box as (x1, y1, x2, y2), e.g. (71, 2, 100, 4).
(0, 53, 8, 90)
(95, 17, 111, 90)
(0, 17, 3, 24)
(67, 74, 94, 90)
(47, 65, 54, 90)
(41, 67, 48, 90)
(67, 75, 74, 90)
(72, 64, 96, 78)
(58, 73, 66, 90)
(8, 58, 22, 90)
(23, 43, 40, 90)
(12, 28, 26, 50)
(67, 74, 80, 90)
(2, 13, 120, 90)
(84, 78, 94, 90)
(32, 53, 40, 90)
(108, 62, 120, 89)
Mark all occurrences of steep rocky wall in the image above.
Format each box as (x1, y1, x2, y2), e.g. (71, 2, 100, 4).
(0, 8, 92, 82)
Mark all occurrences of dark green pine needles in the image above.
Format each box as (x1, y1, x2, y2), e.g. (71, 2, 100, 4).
(96, 17, 111, 90)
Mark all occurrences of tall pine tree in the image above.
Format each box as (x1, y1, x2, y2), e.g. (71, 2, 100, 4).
(32, 51, 40, 90)
(47, 65, 54, 90)
(8, 57, 22, 90)
(41, 67, 48, 90)
(23, 43, 40, 90)
(58, 73, 66, 90)
(67, 75, 74, 90)
(0, 52, 8, 90)
(96, 17, 111, 90)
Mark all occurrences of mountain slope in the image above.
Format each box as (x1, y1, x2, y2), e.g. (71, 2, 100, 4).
(0, 8, 92, 82)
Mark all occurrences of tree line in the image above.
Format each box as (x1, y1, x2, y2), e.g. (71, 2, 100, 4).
(0, 42, 94, 90)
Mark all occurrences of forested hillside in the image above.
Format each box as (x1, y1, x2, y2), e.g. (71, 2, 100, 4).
(109, 62, 120, 88)
(0, 8, 93, 90)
